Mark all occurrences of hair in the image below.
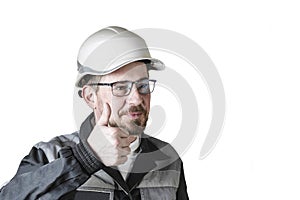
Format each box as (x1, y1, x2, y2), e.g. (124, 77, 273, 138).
(78, 75, 102, 98)
(83, 74, 102, 91)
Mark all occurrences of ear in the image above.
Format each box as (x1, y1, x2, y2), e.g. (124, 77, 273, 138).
(82, 86, 98, 109)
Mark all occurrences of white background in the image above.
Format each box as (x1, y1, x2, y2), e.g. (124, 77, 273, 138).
(1, 0, 300, 199)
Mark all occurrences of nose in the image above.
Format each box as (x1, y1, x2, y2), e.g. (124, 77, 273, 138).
(127, 85, 143, 105)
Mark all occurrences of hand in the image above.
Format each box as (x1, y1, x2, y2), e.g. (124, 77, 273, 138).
(87, 103, 137, 166)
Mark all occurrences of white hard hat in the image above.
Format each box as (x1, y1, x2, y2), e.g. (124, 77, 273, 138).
(75, 26, 165, 88)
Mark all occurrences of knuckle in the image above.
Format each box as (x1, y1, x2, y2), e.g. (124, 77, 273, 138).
(123, 147, 130, 153)
(117, 149, 124, 157)
(117, 157, 126, 165)
(111, 130, 118, 137)
(122, 156, 128, 163)
(113, 139, 120, 147)
(114, 157, 119, 163)
(111, 148, 118, 156)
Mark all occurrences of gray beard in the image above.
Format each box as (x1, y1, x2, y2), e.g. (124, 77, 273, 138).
(109, 119, 147, 136)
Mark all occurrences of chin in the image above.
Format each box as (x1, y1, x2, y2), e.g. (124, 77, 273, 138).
(117, 116, 147, 135)
(123, 122, 146, 136)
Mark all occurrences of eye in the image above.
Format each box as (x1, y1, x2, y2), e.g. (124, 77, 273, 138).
(113, 82, 130, 91)
(114, 85, 128, 90)
(138, 83, 149, 89)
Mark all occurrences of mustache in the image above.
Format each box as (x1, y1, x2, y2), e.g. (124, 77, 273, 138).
(120, 105, 146, 115)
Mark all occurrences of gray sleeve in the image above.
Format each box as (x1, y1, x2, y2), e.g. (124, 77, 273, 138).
(0, 143, 102, 200)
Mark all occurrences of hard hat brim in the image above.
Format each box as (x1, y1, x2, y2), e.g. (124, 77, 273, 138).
(75, 58, 164, 88)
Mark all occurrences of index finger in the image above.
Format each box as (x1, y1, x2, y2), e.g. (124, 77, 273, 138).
(97, 103, 111, 126)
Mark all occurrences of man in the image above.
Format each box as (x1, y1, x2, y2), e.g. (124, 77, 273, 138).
(0, 26, 189, 200)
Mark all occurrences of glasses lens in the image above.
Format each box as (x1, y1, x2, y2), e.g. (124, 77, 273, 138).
(111, 79, 156, 97)
(112, 81, 131, 96)
(137, 79, 155, 94)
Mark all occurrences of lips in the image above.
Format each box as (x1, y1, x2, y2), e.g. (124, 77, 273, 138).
(128, 112, 143, 119)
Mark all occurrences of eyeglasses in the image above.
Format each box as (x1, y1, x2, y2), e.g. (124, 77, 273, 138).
(88, 78, 157, 97)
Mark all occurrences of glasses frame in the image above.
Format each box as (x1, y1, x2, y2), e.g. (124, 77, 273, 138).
(88, 78, 157, 97)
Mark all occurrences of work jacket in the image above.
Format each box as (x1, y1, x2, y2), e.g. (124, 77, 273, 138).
(0, 113, 189, 200)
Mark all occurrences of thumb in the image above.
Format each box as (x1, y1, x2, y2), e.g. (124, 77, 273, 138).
(97, 103, 111, 126)
(128, 135, 137, 144)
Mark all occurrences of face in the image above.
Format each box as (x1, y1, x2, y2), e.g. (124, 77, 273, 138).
(94, 62, 150, 135)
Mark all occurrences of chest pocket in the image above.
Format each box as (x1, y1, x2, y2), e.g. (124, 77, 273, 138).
(140, 187, 176, 200)
(137, 169, 180, 200)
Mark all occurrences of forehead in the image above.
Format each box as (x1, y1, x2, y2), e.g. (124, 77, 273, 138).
(101, 62, 148, 82)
